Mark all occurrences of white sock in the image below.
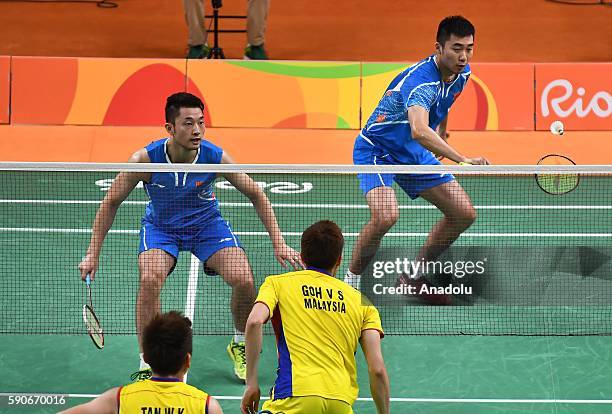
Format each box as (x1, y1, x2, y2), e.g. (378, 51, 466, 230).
(410, 261, 425, 280)
(343, 270, 361, 290)
(409, 271, 424, 280)
(139, 353, 150, 370)
(410, 259, 427, 280)
(234, 332, 245, 343)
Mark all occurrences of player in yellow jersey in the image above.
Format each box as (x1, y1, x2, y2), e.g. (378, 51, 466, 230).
(60, 311, 223, 414)
(240, 220, 390, 414)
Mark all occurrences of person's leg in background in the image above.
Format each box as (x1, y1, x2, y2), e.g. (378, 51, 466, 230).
(184, 0, 210, 59)
(244, 0, 270, 59)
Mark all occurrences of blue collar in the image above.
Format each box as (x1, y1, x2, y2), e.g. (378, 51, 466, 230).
(151, 377, 182, 382)
(307, 266, 332, 276)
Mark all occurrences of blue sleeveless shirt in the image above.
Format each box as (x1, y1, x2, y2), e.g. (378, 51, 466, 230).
(142, 138, 223, 230)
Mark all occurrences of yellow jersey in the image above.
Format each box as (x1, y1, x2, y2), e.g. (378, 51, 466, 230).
(256, 267, 384, 405)
(118, 377, 210, 414)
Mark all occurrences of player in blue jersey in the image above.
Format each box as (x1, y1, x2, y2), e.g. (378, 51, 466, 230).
(78, 92, 301, 382)
(344, 16, 489, 303)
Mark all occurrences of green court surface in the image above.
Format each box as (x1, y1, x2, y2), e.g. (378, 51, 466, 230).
(1, 171, 611, 413)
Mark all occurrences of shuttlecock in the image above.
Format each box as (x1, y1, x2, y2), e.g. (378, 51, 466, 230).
(550, 120, 564, 136)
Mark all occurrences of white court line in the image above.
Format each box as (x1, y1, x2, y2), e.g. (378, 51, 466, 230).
(6, 393, 610, 404)
(1, 199, 612, 210)
(185, 254, 199, 324)
(234, 232, 612, 238)
(1, 228, 611, 237)
(183, 254, 200, 383)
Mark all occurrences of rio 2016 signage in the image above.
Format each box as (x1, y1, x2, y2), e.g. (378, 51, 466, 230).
(537, 64, 611, 130)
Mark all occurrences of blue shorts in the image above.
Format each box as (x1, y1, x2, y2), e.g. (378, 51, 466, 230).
(139, 215, 242, 275)
(353, 136, 454, 199)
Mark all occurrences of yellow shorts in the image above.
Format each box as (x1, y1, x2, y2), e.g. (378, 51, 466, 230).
(261, 396, 353, 414)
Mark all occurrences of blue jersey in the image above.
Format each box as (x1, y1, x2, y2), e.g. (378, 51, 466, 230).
(142, 138, 223, 230)
(361, 55, 471, 164)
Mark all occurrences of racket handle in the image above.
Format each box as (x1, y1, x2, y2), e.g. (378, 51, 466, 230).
(85, 274, 91, 286)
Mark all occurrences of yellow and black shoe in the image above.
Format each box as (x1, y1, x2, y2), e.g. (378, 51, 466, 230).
(226, 338, 247, 382)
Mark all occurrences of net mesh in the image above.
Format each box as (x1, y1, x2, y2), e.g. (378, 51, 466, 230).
(0, 163, 611, 336)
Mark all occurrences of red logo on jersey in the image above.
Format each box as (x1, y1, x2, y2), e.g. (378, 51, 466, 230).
(376, 114, 386, 123)
(196, 181, 204, 187)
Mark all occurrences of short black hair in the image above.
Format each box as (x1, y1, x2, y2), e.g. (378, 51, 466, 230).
(165, 92, 204, 124)
(301, 220, 344, 271)
(142, 311, 193, 376)
(436, 16, 475, 45)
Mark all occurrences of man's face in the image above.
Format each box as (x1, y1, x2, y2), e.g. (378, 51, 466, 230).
(436, 34, 474, 75)
(167, 107, 205, 150)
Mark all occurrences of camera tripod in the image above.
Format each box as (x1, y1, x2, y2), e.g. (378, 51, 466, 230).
(206, 0, 246, 59)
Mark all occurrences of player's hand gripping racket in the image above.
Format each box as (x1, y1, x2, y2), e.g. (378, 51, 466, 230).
(535, 154, 579, 195)
(83, 274, 104, 349)
(457, 158, 490, 166)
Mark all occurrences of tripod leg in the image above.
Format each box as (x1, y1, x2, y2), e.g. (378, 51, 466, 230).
(210, 7, 225, 59)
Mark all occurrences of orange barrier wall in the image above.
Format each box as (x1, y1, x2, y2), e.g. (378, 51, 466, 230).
(186, 61, 361, 129)
(1, 125, 610, 165)
(450, 64, 534, 131)
(0, 125, 355, 163)
(11, 57, 361, 129)
(535, 63, 612, 131)
(361, 63, 534, 131)
(0, 57, 9, 124)
(11, 57, 188, 126)
(5, 57, 612, 132)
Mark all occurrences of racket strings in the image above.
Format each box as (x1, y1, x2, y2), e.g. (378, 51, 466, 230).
(83, 280, 104, 348)
(536, 154, 579, 195)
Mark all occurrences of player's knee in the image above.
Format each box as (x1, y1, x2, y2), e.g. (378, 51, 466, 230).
(453, 206, 477, 229)
(465, 205, 477, 225)
(139, 271, 166, 292)
(228, 272, 255, 291)
(371, 208, 399, 232)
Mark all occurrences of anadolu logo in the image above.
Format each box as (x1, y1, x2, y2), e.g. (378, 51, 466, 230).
(541, 79, 611, 118)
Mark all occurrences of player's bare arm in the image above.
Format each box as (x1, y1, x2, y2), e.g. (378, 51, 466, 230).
(436, 116, 450, 160)
(360, 330, 390, 414)
(437, 115, 449, 141)
(220, 151, 303, 270)
(59, 387, 119, 414)
(78, 149, 151, 280)
(241, 302, 269, 414)
(208, 397, 224, 414)
(408, 106, 489, 165)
